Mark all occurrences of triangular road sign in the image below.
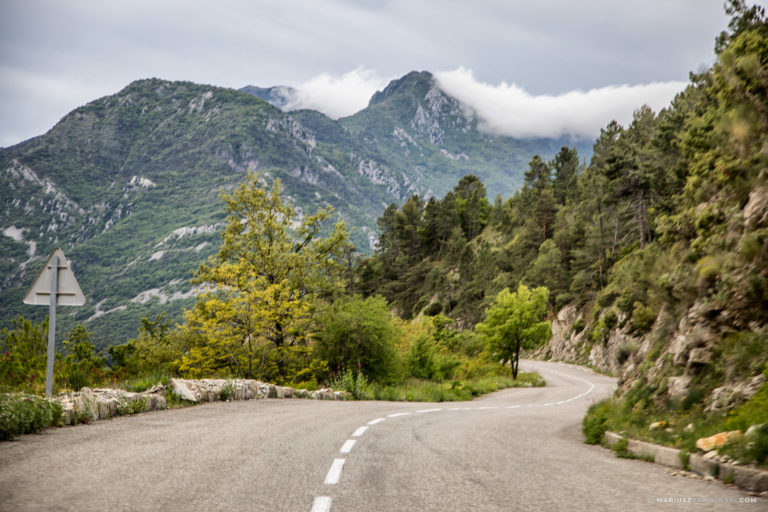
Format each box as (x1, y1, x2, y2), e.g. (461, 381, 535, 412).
(23, 248, 86, 306)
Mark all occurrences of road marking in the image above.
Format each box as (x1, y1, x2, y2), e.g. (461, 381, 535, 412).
(340, 439, 357, 454)
(324, 458, 345, 484)
(313, 363, 600, 511)
(311, 496, 332, 512)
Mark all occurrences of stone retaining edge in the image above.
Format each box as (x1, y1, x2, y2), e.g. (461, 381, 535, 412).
(604, 431, 768, 493)
(54, 378, 350, 426)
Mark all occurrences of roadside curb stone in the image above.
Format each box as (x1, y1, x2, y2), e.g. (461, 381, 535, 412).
(604, 431, 768, 493)
(54, 380, 349, 427)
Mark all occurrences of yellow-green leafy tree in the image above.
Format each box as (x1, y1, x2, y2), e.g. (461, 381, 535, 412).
(476, 283, 551, 379)
(180, 172, 347, 382)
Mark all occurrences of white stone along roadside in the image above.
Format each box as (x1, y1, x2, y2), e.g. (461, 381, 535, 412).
(54, 378, 349, 425)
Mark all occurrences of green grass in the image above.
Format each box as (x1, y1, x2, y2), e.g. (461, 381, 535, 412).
(367, 372, 544, 402)
(119, 370, 173, 393)
(582, 372, 768, 468)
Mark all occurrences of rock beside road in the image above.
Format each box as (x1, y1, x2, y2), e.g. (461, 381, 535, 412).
(55, 379, 349, 425)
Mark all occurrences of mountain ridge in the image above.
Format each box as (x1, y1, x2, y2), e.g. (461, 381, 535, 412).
(1, 71, 591, 346)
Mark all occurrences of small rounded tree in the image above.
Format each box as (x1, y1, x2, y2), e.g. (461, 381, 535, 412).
(476, 283, 551, 379)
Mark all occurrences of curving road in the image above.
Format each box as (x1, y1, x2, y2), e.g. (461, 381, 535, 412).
(0, 361, 763, 511)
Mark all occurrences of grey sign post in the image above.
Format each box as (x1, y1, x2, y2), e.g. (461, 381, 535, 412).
(23, 248, 86, 397)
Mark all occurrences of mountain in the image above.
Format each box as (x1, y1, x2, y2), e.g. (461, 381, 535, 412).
(239, 85, 296, 109)
(0, 72, 590, 347)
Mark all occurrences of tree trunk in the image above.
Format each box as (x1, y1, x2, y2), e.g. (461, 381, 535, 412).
(512, 341, 520, 380)
(596, 192, 605, 289)
(635, 193, 646, 249)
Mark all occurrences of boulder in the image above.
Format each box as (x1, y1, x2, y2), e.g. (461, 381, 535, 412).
(73, 387, 99, 422)
(170, 378, 199, 402)
(687, 347, 712, 367)
(696, 430, 742, 452)
(744, 186, 768, 230)
(667, 376, 691, 401)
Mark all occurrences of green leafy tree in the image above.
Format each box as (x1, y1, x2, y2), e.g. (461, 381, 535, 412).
(109, 313, 188, 376)
(551, 146, 580, 205)
(181, 171, 348, 380)
(61, 325, 106, 391)
(313, 295, 400, 383)
(477, 283, 551, 379)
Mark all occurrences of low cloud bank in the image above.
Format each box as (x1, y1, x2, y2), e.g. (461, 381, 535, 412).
(435, 67, 687, 139)
(283, 67, 388, 119)
(281, 67, 687, 139)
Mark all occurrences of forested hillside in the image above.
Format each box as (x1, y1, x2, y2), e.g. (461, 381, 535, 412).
(356, 1, 768, 463)
(0, 72, 583, 345)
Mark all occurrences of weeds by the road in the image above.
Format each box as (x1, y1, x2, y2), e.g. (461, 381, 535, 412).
(331, 371, 544, 402)
(582, 371, 768, 468)
(0, 393, 62, 441)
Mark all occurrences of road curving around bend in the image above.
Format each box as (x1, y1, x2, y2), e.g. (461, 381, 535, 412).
(0, 361, 763, 512)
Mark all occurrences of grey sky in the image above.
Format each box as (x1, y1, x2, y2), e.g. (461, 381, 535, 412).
(0, 0, 738, 147)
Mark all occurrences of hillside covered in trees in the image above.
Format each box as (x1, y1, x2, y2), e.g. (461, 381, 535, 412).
(354, 0, 768, 464)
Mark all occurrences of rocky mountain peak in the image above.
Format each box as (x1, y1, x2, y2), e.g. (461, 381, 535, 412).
(368, 71, 435, 107)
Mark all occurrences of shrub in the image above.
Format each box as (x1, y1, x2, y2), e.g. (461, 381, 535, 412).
(0, 317, 48, 394)
(329, 369, 372, 400)
(630, 302, 657, 335)
(0, 393, 62, 441)
(407, 334, 438, 380)
(582, 399, 612, 444)
(424, 302, 443, 316)
(117, 396, 146, 415)
(616, 342, 637, 365)
(221, 380, 235, 401)
(313, 295, 400, 383)
(695, 256, 720, 292)
(570, 317, 586, 335)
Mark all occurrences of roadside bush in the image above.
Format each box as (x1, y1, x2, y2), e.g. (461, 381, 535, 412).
(329, 368, 372, 400)
(60, 325, 107, 391)
(0, 393, 62, 441)
(313, 295, 400, 383)
(583, 399, 612, 444)
(0, 316, 48, 394)
(407, 334, 438, 380)
(629, 302, 657, 335)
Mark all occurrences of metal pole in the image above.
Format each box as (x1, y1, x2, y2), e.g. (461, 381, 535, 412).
(45, 255, 58, 398)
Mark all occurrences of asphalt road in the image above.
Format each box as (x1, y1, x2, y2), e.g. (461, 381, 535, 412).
(0, 361, 764, 512)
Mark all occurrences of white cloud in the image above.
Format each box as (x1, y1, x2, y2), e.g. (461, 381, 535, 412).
(283, 67, 390, 119)
(435, 67, 687, 139)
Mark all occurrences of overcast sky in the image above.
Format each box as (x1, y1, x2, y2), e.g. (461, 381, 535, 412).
(0, 0, 742, 147)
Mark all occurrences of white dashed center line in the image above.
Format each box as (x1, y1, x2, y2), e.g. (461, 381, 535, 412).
(310, 363, 599, 511)
(324, 458, 345, 485)
(311, 496, 332, 512)
(340, 439, 357, 454)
